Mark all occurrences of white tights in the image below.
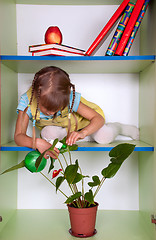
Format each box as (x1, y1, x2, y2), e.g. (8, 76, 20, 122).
(41, 123, 139, 144)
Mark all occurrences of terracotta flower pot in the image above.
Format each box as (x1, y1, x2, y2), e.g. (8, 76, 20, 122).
(67, 202, 98, 238)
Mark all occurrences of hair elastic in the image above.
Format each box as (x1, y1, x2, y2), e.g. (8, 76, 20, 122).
(33, 119, 36, 127)
(68, 113, 71, 119)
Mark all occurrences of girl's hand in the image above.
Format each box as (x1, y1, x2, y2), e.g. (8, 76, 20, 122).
(66, 130, 87, 146)
(36, 138, 60, 159)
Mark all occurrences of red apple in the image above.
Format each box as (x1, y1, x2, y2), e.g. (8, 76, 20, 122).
(44, 26, 63, 44)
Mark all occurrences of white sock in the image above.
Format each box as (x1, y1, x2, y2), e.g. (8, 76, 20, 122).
(41, 126, 67, 141)
(91, 122, 139, 144)
(91, 124, 120, 144)
(117, 122, 139, 140)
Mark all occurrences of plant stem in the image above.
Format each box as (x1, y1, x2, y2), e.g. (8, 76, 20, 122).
(71, 184, 82, 208)
(67, 146, 72, 164)
(40, 172, 68, 198)
(52, 150, 64, 173)
(61, 152, 68, 167)
(68, 182, 76, 195)
(78, 166, 85, 201)
(93, 176, 105, 198)
(73, 184, 78, 193)
(78, 197, 83, 208)
(60, 171, 75, 196)
(74, 197, 82, 208)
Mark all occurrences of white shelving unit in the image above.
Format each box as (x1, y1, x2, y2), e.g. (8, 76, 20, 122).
(0, 0, 156, 239)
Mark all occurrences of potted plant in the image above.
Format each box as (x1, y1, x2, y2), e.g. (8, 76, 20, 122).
(1, 138, 135, 238)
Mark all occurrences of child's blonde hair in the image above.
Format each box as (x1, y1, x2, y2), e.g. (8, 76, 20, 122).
(22, 66, 76, 149)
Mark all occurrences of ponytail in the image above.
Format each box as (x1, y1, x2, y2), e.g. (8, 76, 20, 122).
(21, 75, 37, 149)
(67, 84, 78, 139)
(32, 87, 41, 149)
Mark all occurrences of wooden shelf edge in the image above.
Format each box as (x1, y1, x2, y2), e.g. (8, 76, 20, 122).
(1, 55, 155, 74)
(0, 140, 154, 152)
(1, 55, 155, 61)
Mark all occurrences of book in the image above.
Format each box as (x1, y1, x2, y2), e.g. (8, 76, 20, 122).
(29, 43, 85, 55)
(85, 0, 130, 56)
(115, 0, 146, 56)
(105, 2, 135, 56)
(123, 0, 150, 56)
(31, 48, 85, 56)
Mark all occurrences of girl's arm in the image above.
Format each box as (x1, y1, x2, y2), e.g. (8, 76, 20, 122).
(14, 110, 59, 159)
(66, 101, 105, 145)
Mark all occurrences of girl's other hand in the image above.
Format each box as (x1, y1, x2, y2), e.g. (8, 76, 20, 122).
(36, 138, 60, 159)
(66, 130, 87, 146)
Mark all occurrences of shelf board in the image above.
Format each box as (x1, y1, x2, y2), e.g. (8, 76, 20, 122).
(1, 55, 155, 74)
(0, 209, 152, 240)
(15, 0, 128, 5)
(77, 140, 154, 151)
(0, 140, 154, 152)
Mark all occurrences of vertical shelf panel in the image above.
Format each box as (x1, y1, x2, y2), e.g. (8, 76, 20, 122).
(0, 0, 17, 55)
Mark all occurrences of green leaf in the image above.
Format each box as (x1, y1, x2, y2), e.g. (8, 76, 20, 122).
(72, 173, 83, 184)
(68, 144, 78, 151)
(48, 157, 55, 174)
(84, 190, 94, 205)
(101, 143, 135, 179)
(48, 138, 59, 151)
(64, 160, 78, 184)
(56, 176, 65, 192)
(52, 137, 67, 154)
(59, 148, 68, 154)
(88, 175, 101, 187)
(109, 143, 135, 164)
(60, 137, 67, 145)
(60, 137, 78, 151)
(1, 160, 25, 175)
(101, 163, 121, 178)
(35, 150, 47, 171)
(65, 192, 82, 204)
(35, 139, 59, 171)
(59, 142, 78, 154)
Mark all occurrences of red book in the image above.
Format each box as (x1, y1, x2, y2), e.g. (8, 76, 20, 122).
(32, 48, 85, 56)
(115, 0, 145, 56)
(85, 0, 130, 56)
(29, 43, 85, 55)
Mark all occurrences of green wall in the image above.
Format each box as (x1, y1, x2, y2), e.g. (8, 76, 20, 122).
(0, 152, 18, 232)
(139, 61, 156, 240)
(0, 0, 18, 232)
(0, 0, 17, 55)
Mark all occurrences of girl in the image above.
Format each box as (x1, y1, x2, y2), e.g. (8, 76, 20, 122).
(14, 66, 139, 159)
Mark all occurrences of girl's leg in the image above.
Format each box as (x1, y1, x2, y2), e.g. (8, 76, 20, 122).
(117, 122, 139, 140)
(41, 126, 67, 141)
(91, 122, 139, 144)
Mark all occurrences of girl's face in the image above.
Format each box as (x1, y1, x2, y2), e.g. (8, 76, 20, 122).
(39, 103, 58, 116)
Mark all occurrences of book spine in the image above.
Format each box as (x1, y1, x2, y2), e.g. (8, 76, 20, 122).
(106, 2, 135, 56)
(85, 0, 130, 56)
(123, 0, 150, 56)
(29, 44, 47, 52)
(115, 0, 145, 56)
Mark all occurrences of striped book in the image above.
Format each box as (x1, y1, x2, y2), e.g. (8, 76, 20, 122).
(106, 2, 135, 56)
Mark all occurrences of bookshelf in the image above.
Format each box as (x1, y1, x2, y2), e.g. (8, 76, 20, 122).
(0, 0, 156, 240)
